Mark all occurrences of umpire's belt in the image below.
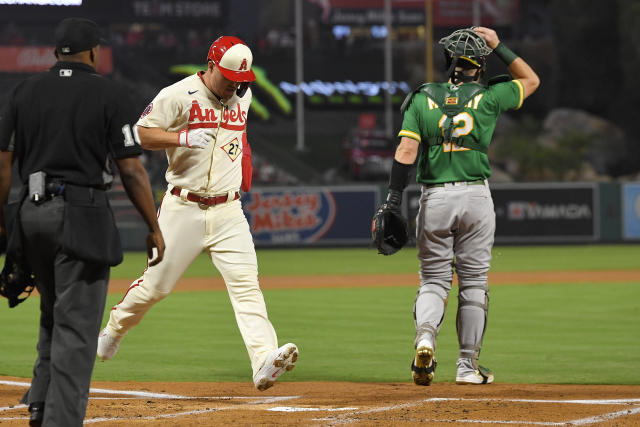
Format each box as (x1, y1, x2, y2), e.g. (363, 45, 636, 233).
(170, 186, 240, 208)
(425, 179, 485, 189)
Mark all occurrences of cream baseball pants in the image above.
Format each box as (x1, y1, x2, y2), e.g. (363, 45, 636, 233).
(106, 189, 278, 375)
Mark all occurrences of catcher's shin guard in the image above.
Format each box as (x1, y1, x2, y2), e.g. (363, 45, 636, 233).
(413, 281, 450, 345)
(456, 281, 489, 361)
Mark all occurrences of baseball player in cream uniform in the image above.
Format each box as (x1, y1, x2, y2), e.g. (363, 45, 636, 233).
(97, 36, 298, 391)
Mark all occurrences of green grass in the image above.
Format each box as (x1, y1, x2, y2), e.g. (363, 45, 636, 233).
(1, 280, 639, 384)
(109, 244, 640, 278)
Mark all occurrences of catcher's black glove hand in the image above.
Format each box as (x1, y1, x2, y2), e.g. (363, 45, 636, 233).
(0, 255, 36, 308)
(0, 233, 6, 255)
(371, 190, 409, 256)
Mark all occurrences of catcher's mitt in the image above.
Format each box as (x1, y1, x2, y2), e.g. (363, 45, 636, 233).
(371, 205, 409, 256)
(0, 255, 36, 308)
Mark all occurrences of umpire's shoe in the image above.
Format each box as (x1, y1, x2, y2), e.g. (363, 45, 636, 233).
(28, 401, 44, 427)
(411, 344, 437, 386)
(455, 358, 494, 384)
(253, 343, 298, 391)
(97, 328, 122, 361)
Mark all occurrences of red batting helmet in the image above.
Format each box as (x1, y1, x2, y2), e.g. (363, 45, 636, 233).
(207, 36, 256, 82)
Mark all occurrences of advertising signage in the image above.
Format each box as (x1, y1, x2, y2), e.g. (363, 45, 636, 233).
(324, 0, 518, 27)
(278, 80, 410, 109)
(491, 183, 597, 242)
(0, 46, 113, 74)
(623, 183, 640, 240)
(0, 0, 227, 23)
(404, 183, 598, 244)
(242, 186, 379, 246)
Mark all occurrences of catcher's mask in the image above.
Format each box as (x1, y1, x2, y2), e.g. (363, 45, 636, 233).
(0, 255, 36, 308)
(207, 35, 255, 97)
(439, 28, 492, 85)
(372, 210, 409, 256)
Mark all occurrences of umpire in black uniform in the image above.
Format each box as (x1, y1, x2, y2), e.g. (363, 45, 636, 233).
(0, 18, 165, 426)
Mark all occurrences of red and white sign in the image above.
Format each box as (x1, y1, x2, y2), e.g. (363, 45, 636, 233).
(324, 0, 518, 26)
(0, 46, 113, 74)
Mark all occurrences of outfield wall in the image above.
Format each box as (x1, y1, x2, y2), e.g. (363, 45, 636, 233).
(114, 182, 640, 249)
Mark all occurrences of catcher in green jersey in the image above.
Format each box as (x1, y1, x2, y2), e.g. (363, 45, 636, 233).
(376, 27, 539, 385)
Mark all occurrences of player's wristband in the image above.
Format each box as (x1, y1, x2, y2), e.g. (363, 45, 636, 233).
(178, 129, 191, 148)
(388, 159, 412, 192)
(493, 43, 518, 65)
(386, 189, 402, 210)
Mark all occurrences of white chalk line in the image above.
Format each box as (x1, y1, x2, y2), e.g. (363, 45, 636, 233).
(0, 380, 298, 403)
(0, 404, 27, 412)
(84, 396, 305, 424)
(424, 396, 640, 405)
(0, 379, 303, 424)
(84, 408, 220, 424)
(268, 406, 358, 412)
(313, 397, 640, 426)
(407, 406, 640, 426)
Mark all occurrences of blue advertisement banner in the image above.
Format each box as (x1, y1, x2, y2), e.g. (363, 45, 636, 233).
(623, 183, 640, 239)
(242, 186, 379, 246)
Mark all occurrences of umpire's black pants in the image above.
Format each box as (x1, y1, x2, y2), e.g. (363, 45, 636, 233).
(20, 196, 109, 427)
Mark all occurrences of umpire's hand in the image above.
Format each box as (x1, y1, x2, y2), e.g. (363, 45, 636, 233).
(116, 156, 167, 267)
(146, 229, 165, 266)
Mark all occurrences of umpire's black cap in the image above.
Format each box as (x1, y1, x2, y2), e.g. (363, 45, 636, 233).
(55, 17, 107, 55)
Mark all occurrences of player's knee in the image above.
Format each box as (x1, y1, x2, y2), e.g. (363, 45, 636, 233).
(418, 279, 450, 300)
(420, 266, 454, 283)
(458, 281, 489, 311)
(146, 287, 171, 303)
(456, 268, 489, 282)
(224, 269, 260, 294)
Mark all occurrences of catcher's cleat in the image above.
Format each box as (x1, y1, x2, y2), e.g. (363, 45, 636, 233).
(253, 343, 298, 391)
(97, 328, 122, 361)
(455, 358, 494, 384)
(411, 345, 436, 386)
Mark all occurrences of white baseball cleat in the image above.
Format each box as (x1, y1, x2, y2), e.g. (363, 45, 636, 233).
(253, 343, 298, 391)
(97, 328, 122, 361)
(455, 358, 494, 384)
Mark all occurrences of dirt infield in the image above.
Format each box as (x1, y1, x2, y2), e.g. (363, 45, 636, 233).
(2, 377, 640, 425)
(107, 269, 640, 293)
(2, 270, 639, 425)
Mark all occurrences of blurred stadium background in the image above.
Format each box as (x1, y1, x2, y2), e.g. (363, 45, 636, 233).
(1, 0, 640, 249)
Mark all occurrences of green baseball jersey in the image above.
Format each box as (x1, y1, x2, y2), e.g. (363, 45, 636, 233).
(398, 80, 524, 184)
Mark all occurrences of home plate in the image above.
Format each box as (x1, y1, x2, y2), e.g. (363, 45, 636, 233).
(268, 406, 358, 412)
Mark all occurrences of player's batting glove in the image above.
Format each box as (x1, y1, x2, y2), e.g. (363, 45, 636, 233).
(178, 128, 214, 149)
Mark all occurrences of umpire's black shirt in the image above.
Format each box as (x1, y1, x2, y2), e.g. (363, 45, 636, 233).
(0, 61, 142, 186)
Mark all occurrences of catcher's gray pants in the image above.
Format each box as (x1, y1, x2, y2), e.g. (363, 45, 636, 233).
(413, 181, 494, 361)
(20, 196, 109, 427)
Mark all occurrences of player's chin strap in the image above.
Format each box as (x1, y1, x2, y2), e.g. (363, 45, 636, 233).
(446, 41, 484, 86)
(451, 68, 480, 85)
(236, 82, 249, 98)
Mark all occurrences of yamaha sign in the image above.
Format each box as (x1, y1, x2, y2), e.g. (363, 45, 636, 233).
(492, 184, 597, 242)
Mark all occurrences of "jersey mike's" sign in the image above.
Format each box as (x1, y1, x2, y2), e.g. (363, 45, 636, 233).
(242, 187, 378, 246)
